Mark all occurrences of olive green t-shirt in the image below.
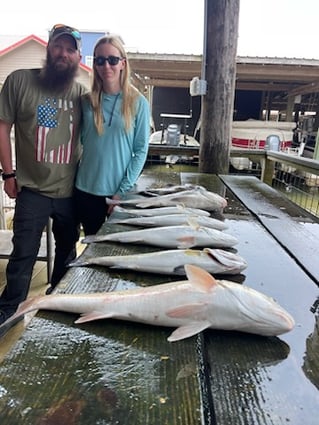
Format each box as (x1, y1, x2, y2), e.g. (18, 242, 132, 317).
(0, 69, 87, 198)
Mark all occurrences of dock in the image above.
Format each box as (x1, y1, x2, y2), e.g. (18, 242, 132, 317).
(0, 172, 318, 424)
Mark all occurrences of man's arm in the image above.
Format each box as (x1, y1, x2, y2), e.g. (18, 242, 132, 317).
(0, 120, 17, 198)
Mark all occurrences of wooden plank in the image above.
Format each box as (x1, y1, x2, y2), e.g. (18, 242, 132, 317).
(0, 171, 318, 425)
(141, 171, 319, 424)
(0, 171, 204, 425)
(0, 250, 203, 424)
(0, 223, 54, 283)
(148, 144, 199, 157)
(219, 174, 319, 284)
(207, 212, 319, 425)
(134, 171, 319, 424)
(0, 230, 49, 259)
(0, 313, 202, 424)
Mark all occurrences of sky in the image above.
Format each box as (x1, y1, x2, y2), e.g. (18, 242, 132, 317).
(1, 0, 319, 59)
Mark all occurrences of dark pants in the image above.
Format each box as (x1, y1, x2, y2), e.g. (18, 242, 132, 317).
(74, 188, 108, 236)
(0, 188, 79, 316)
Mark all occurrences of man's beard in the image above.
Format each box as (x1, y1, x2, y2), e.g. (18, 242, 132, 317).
(39, 52, 79, 92)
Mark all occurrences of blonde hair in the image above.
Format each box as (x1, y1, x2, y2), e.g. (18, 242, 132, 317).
(89, 34, 139, 135)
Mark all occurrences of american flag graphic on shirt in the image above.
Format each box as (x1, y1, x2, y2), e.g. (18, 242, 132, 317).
(36, 97, 75, 164)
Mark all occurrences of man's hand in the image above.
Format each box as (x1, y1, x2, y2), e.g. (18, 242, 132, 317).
(4, 178, 17, 199)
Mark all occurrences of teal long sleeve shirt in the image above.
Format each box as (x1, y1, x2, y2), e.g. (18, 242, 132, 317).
(75, 92, 150, 196)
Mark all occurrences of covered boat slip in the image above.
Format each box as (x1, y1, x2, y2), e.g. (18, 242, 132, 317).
(0, 172, 318, 425)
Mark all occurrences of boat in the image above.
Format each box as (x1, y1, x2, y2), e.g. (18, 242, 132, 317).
(231, 120, 296, 150)
(149, 125, 200, 165)
(230, 120, 297, 170)
(149, 118, 297, 168)
(149, 125, 200, 148)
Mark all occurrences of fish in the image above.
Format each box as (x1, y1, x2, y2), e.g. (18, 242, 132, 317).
(140, 183, 206, 196)
(110, 214, 228, 230)
(69, 248, 248, 275)
(106, 187, 227, 211)
(82, 224, 238, 249)
(1, 265, 295, 341)
(113, 205, 211, 217)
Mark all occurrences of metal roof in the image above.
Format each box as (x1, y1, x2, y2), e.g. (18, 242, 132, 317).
(128, 52, 319, 112)
(128, 52, 319, 95)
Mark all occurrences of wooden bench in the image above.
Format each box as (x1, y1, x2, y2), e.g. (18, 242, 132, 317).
(0, 179, 54, 284)
(0, 221, 54, 283)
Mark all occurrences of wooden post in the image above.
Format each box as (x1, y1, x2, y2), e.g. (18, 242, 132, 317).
(314, 129, 319, 160)
(265, 91, 273, 121)
(199, 0, 240, 174)
(286, 95, 295, 122)
(260, 156, 275, 186)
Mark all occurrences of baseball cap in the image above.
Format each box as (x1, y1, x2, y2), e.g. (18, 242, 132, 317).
(49, 24, 82, 51)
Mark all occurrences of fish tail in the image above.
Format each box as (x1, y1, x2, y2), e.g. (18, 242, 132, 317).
(81, 235, 99, 244)
(15, 296, 42, 317)
(68, 259, 89, 267)
(0, 296, 41, 331)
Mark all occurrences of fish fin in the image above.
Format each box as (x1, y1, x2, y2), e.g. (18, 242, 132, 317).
(184, 264, 218, 293)
(113, 205, 131, 214)
(176, 236, 195, 249)
(167, 321, 211, 342)
(74, 311, 115, 324)
(187, 217, 200, 230)
(167, 303, 208, 318)
(204, 248, 247, 269)
(134, 200, 153, 208)
(81, 235, 107, 244)
(176, 205, 185, 212)
(140, 191, 159, 197)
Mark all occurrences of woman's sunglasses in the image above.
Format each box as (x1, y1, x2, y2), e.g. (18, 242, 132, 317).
(94, 56, 123, 66)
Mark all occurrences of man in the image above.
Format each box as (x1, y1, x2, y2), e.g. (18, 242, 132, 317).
(0, 24, 87, 326)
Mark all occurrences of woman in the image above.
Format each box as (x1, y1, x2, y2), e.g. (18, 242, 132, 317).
(75, 34, 150, 235)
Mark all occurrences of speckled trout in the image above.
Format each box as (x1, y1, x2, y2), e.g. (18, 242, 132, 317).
(69, 248, 247, 275)
(113, 205, 211, 217)
(1, 265, 294, 341)
(110, 214, 228, 230)
(82, 224, 238, 249)
(140, 183, 206, 195)
(106, 188, 227, 211)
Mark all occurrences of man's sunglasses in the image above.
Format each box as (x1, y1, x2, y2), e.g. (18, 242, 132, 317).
(50, 24, 81, 41)
(94, 56, 123, 66)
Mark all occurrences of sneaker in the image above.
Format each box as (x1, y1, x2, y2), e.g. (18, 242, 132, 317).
(0, 310, 24, 338)
(0, 310, 7, 326)
(0, 309, 17, 325)
(46, 286, 55, 295)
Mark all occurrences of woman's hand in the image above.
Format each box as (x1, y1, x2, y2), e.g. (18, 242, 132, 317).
(107, 194, 121, 216)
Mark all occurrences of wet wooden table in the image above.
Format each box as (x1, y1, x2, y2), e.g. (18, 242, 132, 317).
(0, 172, 318, 425)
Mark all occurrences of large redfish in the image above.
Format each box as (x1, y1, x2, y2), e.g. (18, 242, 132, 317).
(1, 265, 294, 341)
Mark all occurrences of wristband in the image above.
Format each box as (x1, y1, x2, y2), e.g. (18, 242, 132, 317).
(2, 172, 16, 181)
